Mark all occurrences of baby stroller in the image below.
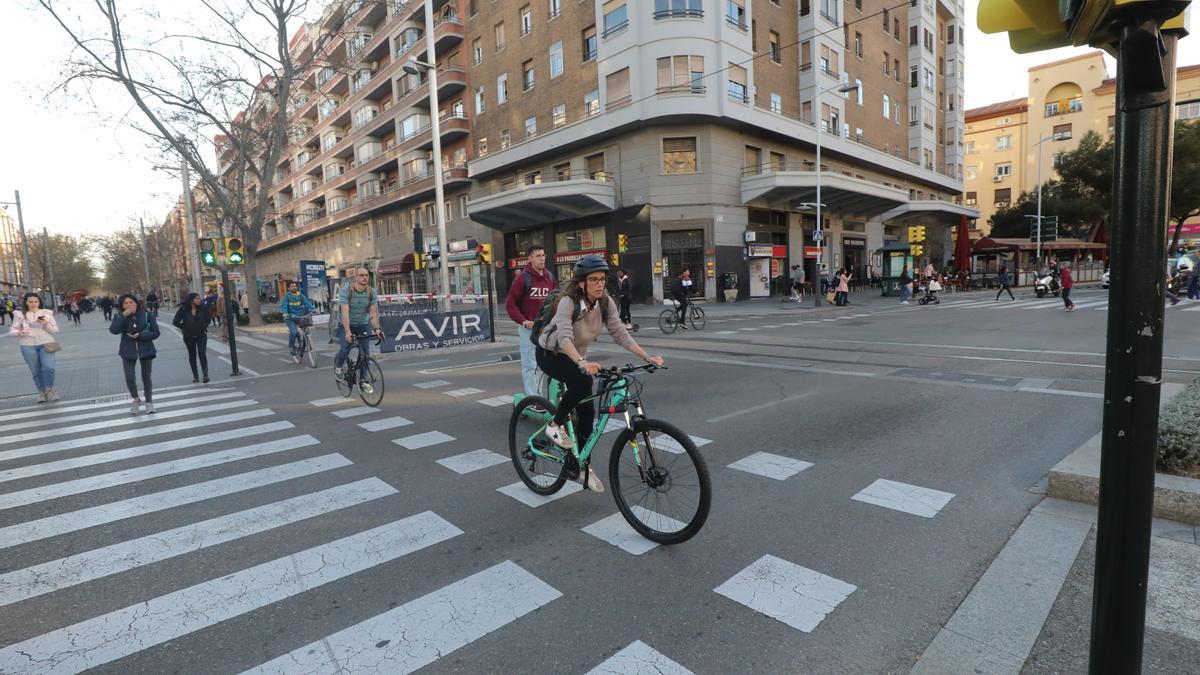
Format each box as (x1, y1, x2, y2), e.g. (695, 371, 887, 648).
(917, 278, 942, 305)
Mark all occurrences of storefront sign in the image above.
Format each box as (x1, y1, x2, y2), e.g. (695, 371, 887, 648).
(448, 238, 478, 254)
(299, 260, 327, 306)
(747, 243, 774, 257)
(555, 248, 607, 264)
(803, 246, 822, 258)
(380, 307, 491, 352)
(843, 238, 867, 249)
(770, 258, 781, 278)
(508, 256, 530, 269)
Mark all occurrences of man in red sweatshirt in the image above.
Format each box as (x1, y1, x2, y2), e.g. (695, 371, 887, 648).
(505, 245, 558, 397)
(1061, 261, 1076, 311)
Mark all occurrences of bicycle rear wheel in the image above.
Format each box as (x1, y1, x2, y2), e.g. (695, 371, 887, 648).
(508, 396, 569, 495)
(689, 306, 706, 330)
(304, 334, 319, 368)
(609, 419, 711, 544)
(358, 357, 384, 407)
(657, 309, 677, 334)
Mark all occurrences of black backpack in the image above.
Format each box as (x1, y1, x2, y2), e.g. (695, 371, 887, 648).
(529, 291, 610, 349)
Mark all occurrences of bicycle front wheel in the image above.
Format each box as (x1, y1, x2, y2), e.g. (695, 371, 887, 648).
(358, 357, 384, 407)
(689, 305, 706, 330)
(304, 334, 319, 368)
(609, 419, 711, 544)
(657, 309, 677, 334)
(508, 396, 569, 495)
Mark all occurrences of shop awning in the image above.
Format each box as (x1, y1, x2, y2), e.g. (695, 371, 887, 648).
(377, 254, 414, 276)
(467, 177, 617, 231)
(741, 169, 909, 217)
(972, 237, 1108, 254)
(878, 200, 981, 226)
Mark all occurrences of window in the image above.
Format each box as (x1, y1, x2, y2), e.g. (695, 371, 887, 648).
(924, 68, 934, 91)
(893, 59, 899, 82)
(819, 44, 839, 77)
(555, 162, 571, 180)
(662, 136, 697, 174)
(909, 65, 918, 88)
(801, 41, 811, 70)
(965, 166, 977, 180)
(1068, 97, 1084, 112)
(499, 128, 511, 149)
(1178, 101, 1200, 120)
(964, 191, 977, 205)
(770, 92, 782, 113)
(497, 73, 508, 103)
(854, 80, 863, 105)
(820, 0, 838, 22)
(769, 31, 781, 63)
(995, 162, 1012, 177)
(478, 137, 488, 155)
(520, 5, 532, 35)
(459, 195, 469, 218)
(494, 22, 506, 51)
(966, 140, 975, 153)
(882, 8, 889, 29)
(582, 26, 597, 60)
(882, 51, 889, 76)
(727, 64, 747, 102)
(586, 152, 606, 179)
(909, 25, 918, 46)
(744, 145, 761, 174)
(769, 151, 785, 170)
(472, 38, 483, 64)
(552, 103, 566, 127)
(584, 89, 600, 116)
(549, 0, 561, 18)
(656, 55, 705, 94)
(854, 32, 863, 57)
(726, 0, 746, 28)
(924, 28, 934, 52)
(994, 188, 1011, 205)
(525, 115, 538, 137)
(655, 0, 703, 18)
(800, 0, 810, 15)
(894, 17, 900, 40)
(525, 172, 541, 185)
(549, 41, 564, 78)
(606, 67, 631, 107)
(1053, 123, 1072, 141)
(474, 86, 486, 114)
(522, 60, 535, 90)
(469, 0, 478, 16)
(602, 0, 628, 37)
(882, 94, 890, 120)
(996, 135, 1012, 150)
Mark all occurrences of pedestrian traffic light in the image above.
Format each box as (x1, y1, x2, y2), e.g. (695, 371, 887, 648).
(911, 244, 924, 257)
(977, 0, 1188, 54)
(476, 243, 492, 264)
(225, 237, 244, 265)
(618, 233, 628, 253)
(199, 238, 217, 267)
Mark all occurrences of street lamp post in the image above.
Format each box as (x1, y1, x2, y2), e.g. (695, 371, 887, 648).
(0, 192, 33, 293)
(1035, 134, 1052, 264)
(800, 82, 859, 306)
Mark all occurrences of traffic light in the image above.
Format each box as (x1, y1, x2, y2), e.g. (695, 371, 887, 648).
(617, 233, 628, 253)
(199, 238, 217, 267)
(476, 243, 492, 264)
(977, 0, 1188, 54)
(610, 253, 620, 266)
(911, 244, 924, 257)
(225, 237, 244, 265)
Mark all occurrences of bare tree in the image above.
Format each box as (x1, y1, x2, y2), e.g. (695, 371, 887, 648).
(36, 0, 363, 325)
(29, 233, 98, 295)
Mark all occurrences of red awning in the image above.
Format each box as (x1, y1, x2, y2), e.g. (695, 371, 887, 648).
(972, 237, 1021, 254)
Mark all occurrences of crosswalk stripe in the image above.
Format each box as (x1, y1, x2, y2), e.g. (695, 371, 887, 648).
(233, 335, 279, 350)
(308, 395, 355, 407)
(0, 454, 351, 549)
(0, 477, 396, 607)
(358, 416, 414, 432)
(0, 409, 275, 465)
(0, 511, 462, 675)
(0, 388, 229, 424)
(244, 560, 560, 674)
(0, 421, 293, 485)
(0, 399, 258, 447)
(586, 641, 695, 675)
(1181, 303, 1200, 311)
(0, 435, 320, 511)
(989, 300, 1048, 310)
(331, 406, 379, 418)
(0, 391, 247, 434)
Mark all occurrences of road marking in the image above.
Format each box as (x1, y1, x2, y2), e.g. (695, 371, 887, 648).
(331, 405, 379, 418)
(276, 357, 294, 364)
(852, 478, 955, 518)
(761, 324, 782, 328)
(1016, 387, 1105, 399)
(727, 452, 814, 480)
(0, 421, 293, 485)
(420, 358, 515, 374)
(243, 560, 558, 675)
(1179, 303, 1200, 311)
(414, 379, 453, 389)
(496, 481, 582, 507)
(0, 454, 352, 549)
(649, 434, 712, 454)
(0, 477, 395, 607)
(601, 418, 627, 434)
(308, 395, 355, 407)
(0, 435, 320, 510)
(0, 512, 462, 675)
(358, 416, 414, 432)
(715, 330, 739, 335)
(781, 322, 805, 326)
(393, 430, 456, 449)
(586, 641, 695, 675)
(0, 399, 257, 446)
(0, 387, 228, 423)
(436, 449, 509, 474)
(444, 387, 485, 397)
(477, 394, 516, 407)
(233, 335, 280, 350)
(581, 507, 686, 555)
(0, 409, 275, 464)
(0, 391, 247, 434)
(705, 392, 815, 424)
(737, 327, 761, 331)
(714, 554, 856, 633)
(216, 356, 260, 376)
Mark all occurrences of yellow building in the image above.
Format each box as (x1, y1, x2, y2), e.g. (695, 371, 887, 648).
(964, 52, 1200, 235)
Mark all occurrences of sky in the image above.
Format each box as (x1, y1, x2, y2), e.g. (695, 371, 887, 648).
(1, 0, 1198, 238)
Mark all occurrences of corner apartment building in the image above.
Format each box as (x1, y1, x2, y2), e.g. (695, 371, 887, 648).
(246, 0, 974, 302)
(964, 52, 1200, 235)
(0, 207, 24, 295)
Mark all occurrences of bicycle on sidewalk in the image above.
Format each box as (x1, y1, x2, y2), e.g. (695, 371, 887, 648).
(508, 363, 712, 544)
(334, 332, 385, 406)
(658, 299, 706, 334)
(289, 313, 319, 369)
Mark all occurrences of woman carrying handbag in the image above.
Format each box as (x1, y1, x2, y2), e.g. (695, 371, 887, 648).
(110, 294, 160, 415)
(10, 292, 60, 402)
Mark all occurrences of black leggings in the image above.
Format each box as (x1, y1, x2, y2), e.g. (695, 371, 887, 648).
(996, 284, 1014, 300)
(1062, 287, 1073, 308)
(535, 347, 595, 441)
(619, 297, 632, 324)
(183, 335, 209, 378)
(123, 357, 153, 401)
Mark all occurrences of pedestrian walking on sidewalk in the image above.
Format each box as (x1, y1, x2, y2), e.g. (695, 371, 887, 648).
(615, 269, 633, 327)
(1186, 263, 1199, 300)
(173, 292, 211, 383)
(99, 296, 113, 321)
(995, 266, 1015, 301)
(505, 244, 557, 398)
(68, 300, 81, 325)
(1060, 262, 1077, 311)
(789, 265, 805, 302)
(899, 265, 912, 304)
(10, 292, 60, 402)
(835, 268, 852, 306)
(111, 294, 160, 415)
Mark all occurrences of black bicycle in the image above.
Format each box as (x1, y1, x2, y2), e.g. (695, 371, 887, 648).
(658, 299, 706, 334)
(335, 332, 385, 406)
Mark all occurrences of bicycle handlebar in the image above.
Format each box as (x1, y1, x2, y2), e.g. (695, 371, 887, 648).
(352, 330, 385, 346)
(597, 363, 666, 377)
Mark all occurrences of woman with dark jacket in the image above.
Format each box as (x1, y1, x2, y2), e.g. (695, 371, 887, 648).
(173, 292, 211, 383)
(109, 294, 160, 415)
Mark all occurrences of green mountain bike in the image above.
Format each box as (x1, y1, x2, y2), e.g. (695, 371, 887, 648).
(508, 364, 712, 544)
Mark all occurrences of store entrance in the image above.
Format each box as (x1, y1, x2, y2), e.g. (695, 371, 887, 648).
(661, 230, 705, 296)
(842, 238, 866, 282)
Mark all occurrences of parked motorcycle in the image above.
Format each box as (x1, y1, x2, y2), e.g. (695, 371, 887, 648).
(1034, 271, 1061, 298)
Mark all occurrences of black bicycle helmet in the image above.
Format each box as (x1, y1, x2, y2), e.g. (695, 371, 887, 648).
(573, 254, 610, 280)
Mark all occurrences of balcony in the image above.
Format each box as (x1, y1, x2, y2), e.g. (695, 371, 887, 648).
(468, 171, 617, 231)
(740, 161, 908, 217)
(415, 16, 464, 61)
(878, 200, 981, 226)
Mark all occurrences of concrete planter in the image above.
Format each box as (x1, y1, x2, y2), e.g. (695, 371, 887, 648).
(723, 289, 738, 303)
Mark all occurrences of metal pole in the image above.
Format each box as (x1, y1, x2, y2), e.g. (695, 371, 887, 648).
(181, 159, 203, 292)
(485, 261, 496, 343)
(42, 227, 56, 312)
(423, 0, 451, 313)
(1036, 135, 1045, 263)
(1089, 17, 1179, 673)
(13, 191, 32, 293)
(814, 102, 823, 307)
(138, 218, 153, 297)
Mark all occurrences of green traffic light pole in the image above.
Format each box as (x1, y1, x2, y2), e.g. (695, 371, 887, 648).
(1090, 10, 1182, 672)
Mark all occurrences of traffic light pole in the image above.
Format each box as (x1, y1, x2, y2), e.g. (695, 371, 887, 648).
(1089, 16, 1179, 673)
(220, 263, 241, 377)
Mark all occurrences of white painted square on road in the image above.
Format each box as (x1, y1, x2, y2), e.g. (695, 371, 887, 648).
(444, 387, 485, 398)
(477, 395, 516, 408)
(761, 325, 782, 329)
(586, 640, 694, 675)
(393, 431, 456, 450)
(413, 380, 452, 389)
(436, 449, 509, 475)
(496, 481, 582, 507)
(601, 418, 626, 434)
(651, 434, 712, 455)
(714, 554, 856, 633)
(727, 452, 813, 480)
(358, 416, 414, 432)
(738, 328, 760, 332)
(782, 322, 805, 326)
(715, 331, 738, 335)
(581, 507, 687, 555)
(331, 406, 378, 419)
(852, 478, 955, 518)
(308, 396, 355, 407)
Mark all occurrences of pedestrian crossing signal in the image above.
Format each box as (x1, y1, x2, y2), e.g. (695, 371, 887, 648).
(200, 238, 217, 267)
(225, 238, 245, 266)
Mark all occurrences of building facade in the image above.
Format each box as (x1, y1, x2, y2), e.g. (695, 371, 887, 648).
(225, 0, 974, 303)
(0, 208, 24, 295)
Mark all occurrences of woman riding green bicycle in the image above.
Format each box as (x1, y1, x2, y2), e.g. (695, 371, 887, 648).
(535, 255, 664, 493)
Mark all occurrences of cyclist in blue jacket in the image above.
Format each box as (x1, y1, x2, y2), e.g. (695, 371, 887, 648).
(281, 281, 315, 353)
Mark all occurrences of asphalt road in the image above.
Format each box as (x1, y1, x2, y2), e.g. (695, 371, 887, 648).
(0, 288, 1197, 673)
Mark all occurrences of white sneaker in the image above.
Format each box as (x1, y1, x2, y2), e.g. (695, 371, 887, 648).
(585, 466, 605, 493)
(901, 301, 909, 304)
(45, 388, 60, 402)
(144, 402, 155, 414)
(130, 399, 142, 415)
(35, 391, 46, 404)
(544, 423, 575, 450)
